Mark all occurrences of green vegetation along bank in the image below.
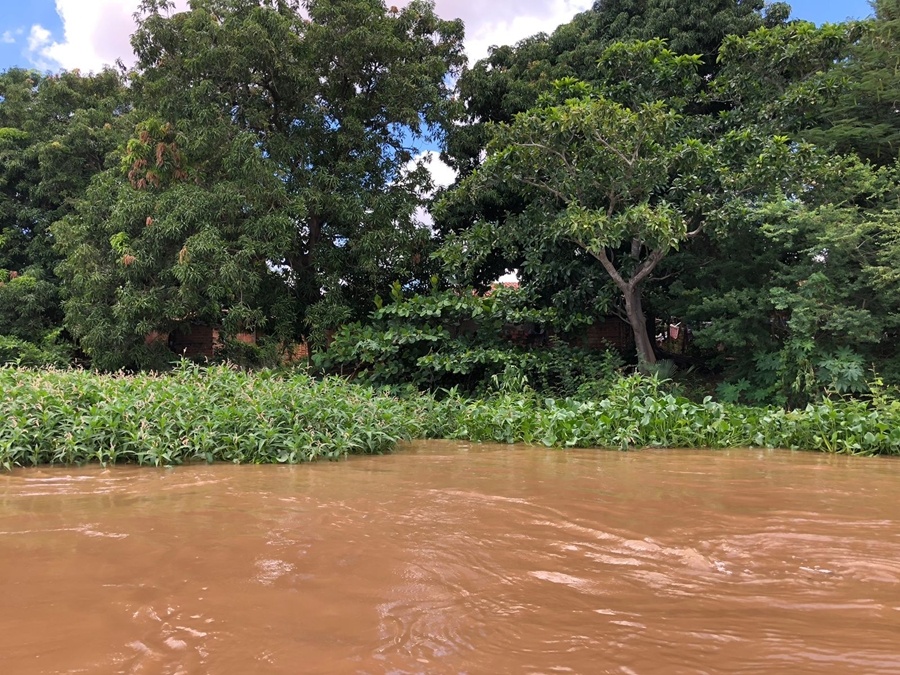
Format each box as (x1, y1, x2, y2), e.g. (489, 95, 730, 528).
(3, 1, 900, 409)
(2, 366, 899, 471)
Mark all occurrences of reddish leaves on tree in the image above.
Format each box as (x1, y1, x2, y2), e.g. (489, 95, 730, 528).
(127, 122, 187, 190)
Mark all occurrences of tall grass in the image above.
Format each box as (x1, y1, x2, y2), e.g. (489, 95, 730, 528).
(2, 367, 899, 470)
(0, 364, 428, 469)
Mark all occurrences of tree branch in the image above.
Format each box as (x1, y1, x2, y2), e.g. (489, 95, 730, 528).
(687, 219, 705, 239)
(606, 191, 618, 218)
(515, 141, 583, 189)
(591, 130, 633, 167)
(512, 175, 567, 203)
(581, 242, 628, 292)
(630, 248, 667, 288)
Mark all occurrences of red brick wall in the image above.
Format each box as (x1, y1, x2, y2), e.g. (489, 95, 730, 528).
(169, 325, 217, 359)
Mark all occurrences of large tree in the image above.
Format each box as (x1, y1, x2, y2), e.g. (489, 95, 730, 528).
(632, 13, 900, 403)
(803, 0, 900, 165)
(442, 43, 789, 366)
(441, 36, 856, 376)
(435, 0, 791, 331)
(0, 68, 128, 361)
(56, 0, 465, 368)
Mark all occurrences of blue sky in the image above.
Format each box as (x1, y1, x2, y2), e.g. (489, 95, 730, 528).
(0, 2, 64, 71)
(0, 1, 877, 74)
(790, 0, 874, 23)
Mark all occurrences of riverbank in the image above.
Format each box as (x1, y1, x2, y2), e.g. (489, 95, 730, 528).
(2, 365, 899, 469)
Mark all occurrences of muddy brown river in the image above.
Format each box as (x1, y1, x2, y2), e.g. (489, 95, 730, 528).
(1, 442, 899, 674)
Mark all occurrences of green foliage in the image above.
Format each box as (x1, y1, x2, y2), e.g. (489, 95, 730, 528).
(440, 43, 732, 365)
(0, 268, 61, 342)
(305, 297, 353, 352)
(0, 68, 129, 354)
(821, 0, 900, 165)
(716, 346, 875, 407)
(0, 364, 429, 470)
(434, 7, 900, 406)
(444, 0, 784, 175)
(639, 18, 900, 404)
(1, 0, 899, 410)
(0, 68, 128, 274)
(315, 286, 624, 396)
(0, 332, 71, 368)
(54, 0, 465, 369)
(54, 120, 291, 370)
(5, 367, 898, 472)
(713, 20, 860, 127)
(215, 336, 282, 370)
(439, 374, 900, 455)
(715, 2, 900, 166)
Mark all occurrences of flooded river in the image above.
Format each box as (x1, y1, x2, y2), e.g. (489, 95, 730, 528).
(1, 443, 899, 674)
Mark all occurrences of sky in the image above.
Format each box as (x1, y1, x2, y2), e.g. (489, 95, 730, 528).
(0, 0, 877, 75)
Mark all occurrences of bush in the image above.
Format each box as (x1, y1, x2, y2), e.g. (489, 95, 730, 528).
(433, 374, 900, 455)
(316, 286, 624, 396)
(0, 333, 71, 368)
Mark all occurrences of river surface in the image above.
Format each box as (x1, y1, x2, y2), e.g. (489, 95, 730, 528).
(2, 443, 899, 674)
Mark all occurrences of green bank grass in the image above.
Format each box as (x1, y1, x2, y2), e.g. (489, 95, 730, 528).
(440, 375, 900, 455)
(0, 365, 427, 469)
(2, 366, 899, 469)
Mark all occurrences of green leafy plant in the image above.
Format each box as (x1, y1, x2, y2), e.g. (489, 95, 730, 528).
(315, 286, 624, 396)
(3, 366, 900, 472)
(0, 363, 432, 470)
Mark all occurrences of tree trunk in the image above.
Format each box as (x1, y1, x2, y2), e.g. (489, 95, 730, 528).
(592, 247, 662, 368)
(623, 284, 656, 367)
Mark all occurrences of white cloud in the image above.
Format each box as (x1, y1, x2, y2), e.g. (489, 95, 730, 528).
(434, 0, 594, 64)
(28, 25, 51, 52)
(419, 150, 457, 190)
(24, 25, 56, 70)
(29, 0, 590, 72)
(408, 150, 456, 229)
(27, 0, 187, 73)
(1, 30, 16, 44)
(392, 0, 593, 64)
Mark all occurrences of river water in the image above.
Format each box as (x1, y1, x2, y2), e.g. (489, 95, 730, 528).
(1, 442, 899, 674)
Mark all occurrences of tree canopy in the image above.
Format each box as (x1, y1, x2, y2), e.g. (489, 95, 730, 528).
(52, 0, 465, 368)
(441, 41, 810, 368)
(1, 0, 900, 406)
(0, 68, 129, 363)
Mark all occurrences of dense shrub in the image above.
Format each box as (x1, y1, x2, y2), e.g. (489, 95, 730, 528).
(316, 286, 624, 396)
(439, 375, 900, 455)
(0, 333, 71, 368)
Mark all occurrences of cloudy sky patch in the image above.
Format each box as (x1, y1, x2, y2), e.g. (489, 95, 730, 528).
(15, 0, 596, 72)
(0, 1, 876, 73)
(1, 30, 18, 45)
